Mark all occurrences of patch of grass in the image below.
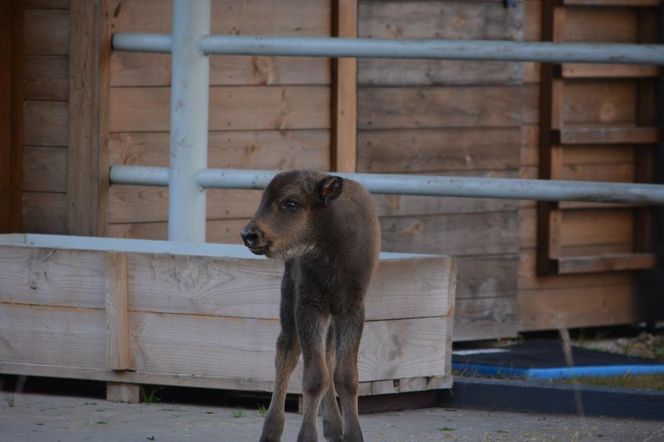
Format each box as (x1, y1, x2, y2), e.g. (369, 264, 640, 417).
(257, 404, 268, 417)
(233, 408, 246, 418)
(5, 395, 15, 408)
(96, 418, 108, 425)
(146, 436, 156, 441)
(140, 386, 164, 404)
(559, 373, 664, 391)
(439, 427, 455, 432)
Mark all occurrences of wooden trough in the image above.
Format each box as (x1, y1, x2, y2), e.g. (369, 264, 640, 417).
(0, 234, 455, 402)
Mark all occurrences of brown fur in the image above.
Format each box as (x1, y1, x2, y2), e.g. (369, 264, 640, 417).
(241, 170, 381, 442)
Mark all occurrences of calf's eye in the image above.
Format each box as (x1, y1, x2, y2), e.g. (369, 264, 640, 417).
(283, 200, 299, 212)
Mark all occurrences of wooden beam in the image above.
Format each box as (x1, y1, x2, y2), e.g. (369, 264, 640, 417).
(0, 0, 23, 233)
(105, 252, 130, 371)
(67, 0, 100, 236)
(97, 0, 113, 237)
(331, 0, 357, 172)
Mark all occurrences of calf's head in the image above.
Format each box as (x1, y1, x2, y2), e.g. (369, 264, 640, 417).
(241, 170, 343, 259)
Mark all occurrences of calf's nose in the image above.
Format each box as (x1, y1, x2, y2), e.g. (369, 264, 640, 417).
(241, 224, 261, 248)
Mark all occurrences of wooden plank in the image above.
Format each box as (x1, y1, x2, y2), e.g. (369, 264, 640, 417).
(558, 253, 655, 274)
(22, 146, 67, 192)
(97, 0, 114, 237)
(0, 361, 449, 396)
(129, 313, 448, 388)
(105, 252, 130, 371)
(359, 0, 523, 40)
(556, 125, 658, 145)
(358, 59, 525, 87)
(106, 218, 249, 242)
(23, 100, 68, 146)
(453, 297, 518, 342)
(518, 284, 642, 331)
(559, 64, 658, 79)
(24, 55, 68, 100)
(108, 130, 330, 170)
(455, 254, 518, 300)
(358, 86, 538, 130)
(563, 0, 660, 6)
(563, 81, 637, 125)
(111, 0, 331, 35)
(25, 0, 69, 8)
(0, 245, 106, 308)
(0, 303, 107, 368)
(331, 0, 357, 173)
(521, 207, 634, 249)
(518, 248, 634, 291)
(21, 192, 67, 234)
(564, 7, 639, 43)
(112, 54, 330, 87)
(24, 9, 68, 55)
(109, 86, 331, 132)
(67, 0, 100, 236)
(559, 162, 635, 182)
(357, 128, 521, 173)
(126, 254, 452, 322)
(380, 211, 518, 256)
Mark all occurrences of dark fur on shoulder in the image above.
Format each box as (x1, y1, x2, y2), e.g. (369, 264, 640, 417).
(241, 170, 380, 442)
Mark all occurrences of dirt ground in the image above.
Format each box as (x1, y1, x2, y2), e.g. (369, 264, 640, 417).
(1, 392, 662, 442)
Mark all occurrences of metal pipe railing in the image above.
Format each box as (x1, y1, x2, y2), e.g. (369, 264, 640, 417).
(112, 33, 664, 65)
(109, 165, 664, 206)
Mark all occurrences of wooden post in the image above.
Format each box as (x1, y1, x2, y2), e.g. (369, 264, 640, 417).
(105, 252, 139, 402)
(96, 0, 113, 237)
(0, 0, 23, 233)
(331, 0, 358, 172)
(67, 0, 101, 236)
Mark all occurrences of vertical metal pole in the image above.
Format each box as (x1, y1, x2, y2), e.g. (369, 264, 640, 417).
(168, 0, 210, 242)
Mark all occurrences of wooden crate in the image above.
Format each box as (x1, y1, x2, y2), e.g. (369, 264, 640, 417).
(0, 234, 455, 399)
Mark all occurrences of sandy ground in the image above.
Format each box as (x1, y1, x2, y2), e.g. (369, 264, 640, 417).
(1, 392, 662, 442)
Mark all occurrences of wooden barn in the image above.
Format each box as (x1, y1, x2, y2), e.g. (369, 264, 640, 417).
(1, 0, 663, 400)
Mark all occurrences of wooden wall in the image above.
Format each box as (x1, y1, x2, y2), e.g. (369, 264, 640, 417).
(15, 0, 662, 341)
(20, 0, 70, 234)
(105, 0, 333, 241)
(518, 1, 660, 332)
(357, 0, 534, 340)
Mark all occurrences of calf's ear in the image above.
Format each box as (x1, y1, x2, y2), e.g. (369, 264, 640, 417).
(317, 176, 343, 207)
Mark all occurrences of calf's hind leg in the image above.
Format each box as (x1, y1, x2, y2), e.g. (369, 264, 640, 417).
(321, 323, 343, 441)
(296, 306, 330, 442)
(334, 308, 365, 442)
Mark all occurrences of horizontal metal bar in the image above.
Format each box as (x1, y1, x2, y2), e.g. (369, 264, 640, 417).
(112, 33, 172, 53)
(109, 165, 664, 205)
(112, 32, 664, 65)
(109, 165, 169, 186)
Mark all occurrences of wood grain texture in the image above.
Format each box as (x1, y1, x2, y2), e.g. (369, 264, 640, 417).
(22, 146, 67, 192)
(109, 86, 331, 132)
(67, 0, 100, 236)
(21, 192, 67, 233)
(556, 125, 658, 145)
(564, 6, 639, 42)
(358, 86, 538, 130)
(111, 0, 331, 35)
(455, 254, 518, 300)
(129, 313, 448, 387)
(24, 55, 68, 100)
(359, 0, 523, 40)
(454, 297, 518, 341)
(357, 128, 521, 173)
(562, 81, 637, 125)
(0, 245, 106, 308)
(24, 9, 69, 55)
(560, 64, 658, 79)
(108, 130, 330, 169)
(331, 0, 358, 172)
(105, 252, 130, 370)
(112, 54, 330, 87)
(380, 211, 518, 256)
(0, 303, 107, 368)
(23, 101, 68, 146)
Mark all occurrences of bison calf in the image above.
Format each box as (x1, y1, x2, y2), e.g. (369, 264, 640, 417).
(241, 170, 380, 442)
